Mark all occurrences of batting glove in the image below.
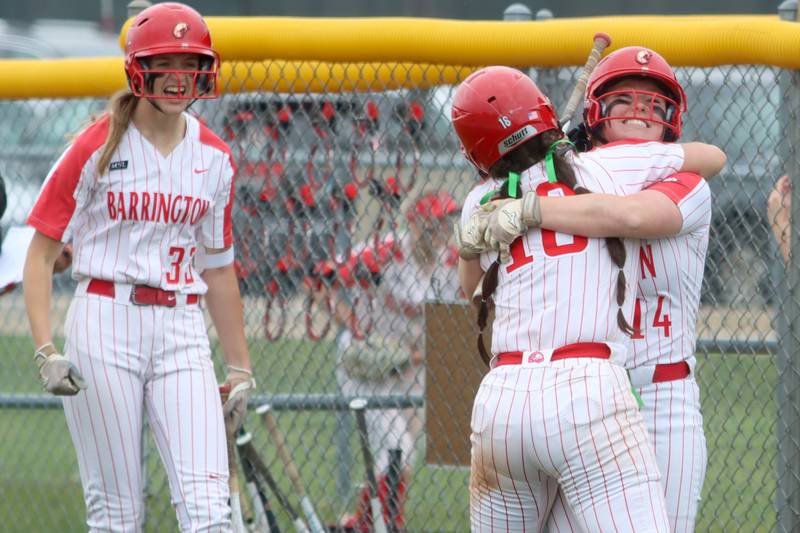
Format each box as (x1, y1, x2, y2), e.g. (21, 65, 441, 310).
(34, 343, 87, 396)
(221, 365, 256, 434)
(485, 192, 542, 262)
(454, 201, 512, 260)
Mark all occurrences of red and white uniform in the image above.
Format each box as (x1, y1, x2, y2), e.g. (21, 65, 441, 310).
(464, 141, 685, 533)
(546, 173, 711, 533)
(630, 173, 710, 532)
(27, 113, 235, 532)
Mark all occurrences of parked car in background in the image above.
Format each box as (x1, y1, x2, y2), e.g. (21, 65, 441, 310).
(0, 18, 121, 58)
(0, 19, 118, 228)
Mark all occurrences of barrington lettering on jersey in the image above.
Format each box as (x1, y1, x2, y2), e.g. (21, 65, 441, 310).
(106, 192, 210, 224)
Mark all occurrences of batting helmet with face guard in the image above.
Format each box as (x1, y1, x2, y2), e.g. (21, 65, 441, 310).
(584, 46, 687, 141)
(124, 2, 219, 100)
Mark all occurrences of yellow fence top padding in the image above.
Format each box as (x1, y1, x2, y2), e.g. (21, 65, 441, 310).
(122, 14, 800, 68)
(0, 58, 127, 98)
(1, 15, 799, 99)
(0, 59, 473, 99)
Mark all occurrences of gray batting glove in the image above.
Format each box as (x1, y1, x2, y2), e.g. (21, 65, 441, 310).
(221, 365, 256, 434)
(486, 192, 542, 262)
(34, 343, 87, 396)
(454, 214, 488, 260)
(454, 201, 515, 260)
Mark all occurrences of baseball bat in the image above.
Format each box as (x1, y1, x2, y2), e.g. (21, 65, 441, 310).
(237, 431, 311, 533)
(220, 385, 247, 533)
(560, 32, 613, 133)
(237, 430, 282, 533)
(350, 398, 389, 533)
(385, 449, 403, 533)
(256, 404, 327, 533)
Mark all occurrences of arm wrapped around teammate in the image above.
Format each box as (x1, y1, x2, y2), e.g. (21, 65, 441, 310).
(484, 191, 542, 261)
(221, 365, 256, 432)
(34, 342, 87, 395)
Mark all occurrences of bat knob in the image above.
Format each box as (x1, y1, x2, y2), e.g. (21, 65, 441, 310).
(349, 397, 368, 411)
(235, 431, 253, 446)
(593, 32, 612, 47)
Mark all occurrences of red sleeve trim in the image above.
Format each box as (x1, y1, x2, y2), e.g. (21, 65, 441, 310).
(222, 173, 235, 247)
(645, 171, 703, 204)
(199, 121, 237, 248)
(26, 116, 110, 242)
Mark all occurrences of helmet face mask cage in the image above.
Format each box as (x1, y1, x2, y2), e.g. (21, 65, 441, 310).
(588, 87, 681, 141)
(582, 47, 687, 142)
(129, 55, 219, 100)
(124, 2, 220, 101)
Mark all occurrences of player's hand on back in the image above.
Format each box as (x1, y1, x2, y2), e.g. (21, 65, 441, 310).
(34, 343, 87, 396)
(220, 365, 256, 433)
(484, 192, 542, 262)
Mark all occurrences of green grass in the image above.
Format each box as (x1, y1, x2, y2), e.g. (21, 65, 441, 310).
(0, 337, 779, 532)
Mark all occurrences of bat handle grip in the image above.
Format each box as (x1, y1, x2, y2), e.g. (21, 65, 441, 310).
(561, 32, 612, 131)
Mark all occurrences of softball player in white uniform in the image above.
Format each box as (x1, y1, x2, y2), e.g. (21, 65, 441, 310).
(452, 66, 724, 533)
(333, 192, 461, 531)
(23, 4, 253, 532)
(532, 48, 713, 533)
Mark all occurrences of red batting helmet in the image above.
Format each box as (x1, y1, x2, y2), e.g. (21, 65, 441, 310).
(584, 46, 686, 141)
(124, 2, 220, 100)
(451, 66, 559, 176)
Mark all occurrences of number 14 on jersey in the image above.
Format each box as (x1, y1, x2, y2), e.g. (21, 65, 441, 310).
(631, 296, 672, 339)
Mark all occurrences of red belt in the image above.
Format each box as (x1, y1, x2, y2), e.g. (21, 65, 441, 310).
(651, 361, 691, 383)
(495, 342, 611, 367)
(87, 279, 199, 307)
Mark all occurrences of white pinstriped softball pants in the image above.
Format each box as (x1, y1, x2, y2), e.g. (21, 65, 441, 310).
(469, 360, 669, 533)
(60, 290, 231, 532)
(546, 375, 707, 533)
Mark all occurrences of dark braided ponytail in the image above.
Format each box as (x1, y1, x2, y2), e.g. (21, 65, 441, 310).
(476, 131, 636, 363)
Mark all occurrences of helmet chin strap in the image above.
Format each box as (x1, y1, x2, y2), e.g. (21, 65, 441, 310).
(145, 97, 167, 114)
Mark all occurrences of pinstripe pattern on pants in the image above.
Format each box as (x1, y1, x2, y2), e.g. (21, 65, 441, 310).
(545, 376, 706, 533)
(470, 360, 669, 533)
(61, 292, 231, 532)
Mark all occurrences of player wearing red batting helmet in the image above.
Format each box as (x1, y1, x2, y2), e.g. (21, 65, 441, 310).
(543, 46, 713, 533)
(23, 3, 252, 531)
(451, 64, 725, 532)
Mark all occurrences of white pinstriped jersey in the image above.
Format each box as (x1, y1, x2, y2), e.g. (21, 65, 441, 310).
(28, 113, 235, 294)
(461, 141, 684, 367)
(628, 172, 711, 368)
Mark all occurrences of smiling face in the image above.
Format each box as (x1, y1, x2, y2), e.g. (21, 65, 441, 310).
(142, 53, 204, 113)
(597, 77, 674, 143)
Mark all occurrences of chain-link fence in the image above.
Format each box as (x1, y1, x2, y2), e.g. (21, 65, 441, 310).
(0, 20, 799, 533)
